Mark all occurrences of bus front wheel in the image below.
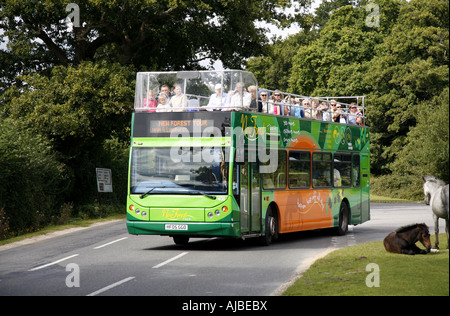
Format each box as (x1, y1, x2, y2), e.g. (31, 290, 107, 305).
(260, 208, 278, 246)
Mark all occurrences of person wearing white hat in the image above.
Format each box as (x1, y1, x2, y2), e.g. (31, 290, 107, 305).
(207, 83, 228, 111)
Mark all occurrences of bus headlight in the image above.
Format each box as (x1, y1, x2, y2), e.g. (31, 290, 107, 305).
(215, 209, 221, 216)
(135, 208, 140, 215)
(207, 212, 214, 219)
(141, 211, 147, 217)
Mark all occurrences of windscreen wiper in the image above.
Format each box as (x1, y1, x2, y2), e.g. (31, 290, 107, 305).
(140, 187, 216, 200)
(188, 190, 217, 200)
(139, 186, 170, 199)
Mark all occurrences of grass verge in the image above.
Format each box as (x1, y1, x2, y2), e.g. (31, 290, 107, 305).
(282, 234, 449, 296)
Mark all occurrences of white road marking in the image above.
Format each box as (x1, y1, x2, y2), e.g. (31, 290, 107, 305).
(93, 237, 128, 249)
(152, 252, 189, 269)
(28, 254, 79, 271)
(86, 277, 135, 296)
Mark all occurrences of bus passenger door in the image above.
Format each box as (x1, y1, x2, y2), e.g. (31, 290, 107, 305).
(239, 161, 261, 234)
(360, 154, 370, 222)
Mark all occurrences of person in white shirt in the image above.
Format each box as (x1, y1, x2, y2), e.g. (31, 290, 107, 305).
(156, 93, 171, 112)
(227, 82, 251, 110)
(169, 84, 187, 112)
(207, 84, 228, 110)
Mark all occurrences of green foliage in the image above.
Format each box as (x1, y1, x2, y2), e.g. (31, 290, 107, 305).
(0, 0, 309, 74)
(2, 61, 134, 203)
(288, 3, 386, 96)
(246, 32, 317, 92)
(0, 118, 69, 237)
(248, 0, 449, 199)
(390, 88, 449, 185)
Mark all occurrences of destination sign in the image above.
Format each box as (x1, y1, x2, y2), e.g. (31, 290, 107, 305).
(149, 118, 214, 134)
(133, 112, 231, 137)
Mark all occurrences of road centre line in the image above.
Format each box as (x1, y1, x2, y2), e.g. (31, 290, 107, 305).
(152, 252, 189, 269)
(93, 237, 128, 249)
(28, 254, 79, 271)
(86, 277, 135, 296)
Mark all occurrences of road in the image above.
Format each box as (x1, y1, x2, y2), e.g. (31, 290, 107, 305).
(0, 203, 445, 296)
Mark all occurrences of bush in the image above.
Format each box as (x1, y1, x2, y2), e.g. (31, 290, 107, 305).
(75, 203, 123, 220)
(0, 118, 70, 235)
(371, 174, 424, 201)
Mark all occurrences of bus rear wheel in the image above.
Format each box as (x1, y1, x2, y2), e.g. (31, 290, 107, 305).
(173, 235, 190, 245)
(334, 202, 349, 236)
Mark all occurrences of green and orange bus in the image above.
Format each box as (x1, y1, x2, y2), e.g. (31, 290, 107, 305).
(127, 70, 370, 245)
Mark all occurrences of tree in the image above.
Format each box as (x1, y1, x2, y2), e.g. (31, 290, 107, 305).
(365, 0, 449, 174)
(391, 88, 449, 184)
(247, 0, 448, 199)
(246, 31, 317, 92)
(288, 3, 387, 96)
(0, 0, 311, 73)
(2, 61, 135, 203)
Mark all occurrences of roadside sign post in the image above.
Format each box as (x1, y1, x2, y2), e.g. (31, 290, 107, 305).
(96, 168, 113, 205)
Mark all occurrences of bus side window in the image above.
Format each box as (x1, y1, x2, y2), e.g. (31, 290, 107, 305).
(288, 151, 311, 188)
(352, 154, 360, 187)
(312, 152, 332, 187)
(333, 153, 352, 187)
(262, 150, 287, 189)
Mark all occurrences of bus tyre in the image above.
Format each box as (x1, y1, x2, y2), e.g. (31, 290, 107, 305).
(334, 202, 349, 236)
(173, 235, 189, 245)
(261, 208, 277, 246)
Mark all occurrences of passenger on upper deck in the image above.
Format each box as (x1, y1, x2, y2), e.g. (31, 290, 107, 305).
(330, 100, 341, 123)
(228, 82, 251, 110)
(160, 84, 172, 102)
(311, 98, 323, 120)
(348, 103, 362, 125)
(293, 98, 304, 117)
(207, 84, 228, 110)
(156, 93, 171, 112)
(338, 104, 348, 124)
(320, 102, 331, 121)
(303, 98, 312, 118)
(169, 84, 187, 112)
(270, 90, 285, 115)
(143, 89, 157, 112)
(258, 90, 270, 113)
(248, 85, 258, 111)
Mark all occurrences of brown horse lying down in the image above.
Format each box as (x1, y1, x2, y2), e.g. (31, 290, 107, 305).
(383, 223, 432, 255)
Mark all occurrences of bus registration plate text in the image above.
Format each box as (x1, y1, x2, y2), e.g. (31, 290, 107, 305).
(165, 224, 188, 231)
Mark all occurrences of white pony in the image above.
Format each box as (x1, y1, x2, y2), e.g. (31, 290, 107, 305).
(423, 176, 449, 249)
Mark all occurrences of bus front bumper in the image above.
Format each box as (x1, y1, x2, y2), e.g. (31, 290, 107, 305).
(127, 221, 240, 238)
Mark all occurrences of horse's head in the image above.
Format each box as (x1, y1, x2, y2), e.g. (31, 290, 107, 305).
(417, 223, 432, 253)
(422, 176, 441, 205)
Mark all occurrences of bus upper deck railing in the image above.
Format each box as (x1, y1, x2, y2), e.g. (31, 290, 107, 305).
(133, 70, 366, 126)
(135, 89, 367, 127)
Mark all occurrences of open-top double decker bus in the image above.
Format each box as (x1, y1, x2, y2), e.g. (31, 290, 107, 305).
(127, 70, 370, 245)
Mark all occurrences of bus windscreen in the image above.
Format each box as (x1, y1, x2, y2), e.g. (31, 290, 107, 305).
(130, 147, 228, 195)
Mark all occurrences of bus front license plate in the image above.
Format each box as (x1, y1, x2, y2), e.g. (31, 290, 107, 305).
(165, 224, 188, 231)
